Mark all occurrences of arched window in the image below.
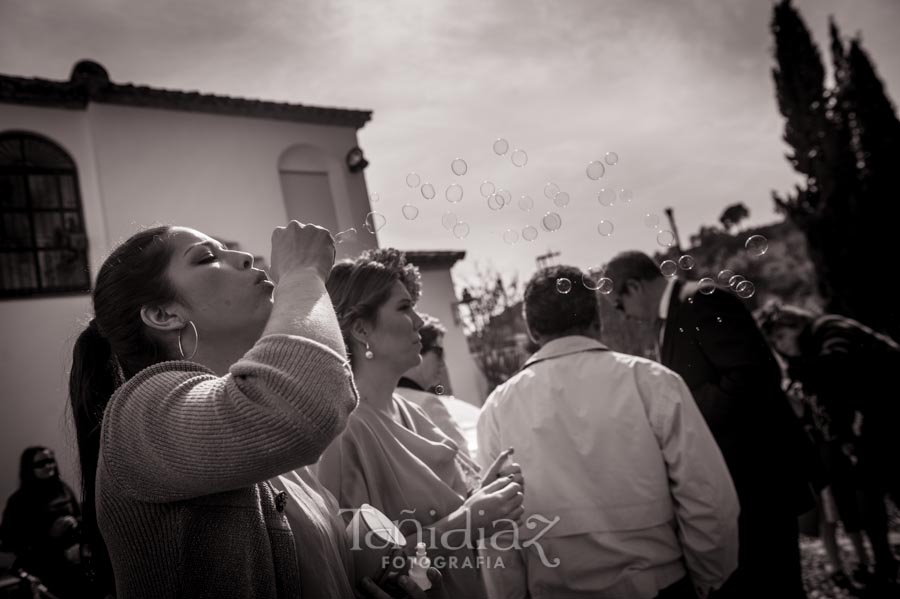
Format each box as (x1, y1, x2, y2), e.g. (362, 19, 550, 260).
(0, 132, 90, 297)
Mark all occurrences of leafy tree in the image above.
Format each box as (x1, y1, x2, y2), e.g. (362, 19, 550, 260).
(719, 203, 750, 232)
(456, 268, 529, 391)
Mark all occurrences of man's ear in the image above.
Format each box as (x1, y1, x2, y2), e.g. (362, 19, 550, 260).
(522, 308, 541, 345)
(140, 303, 186, 333)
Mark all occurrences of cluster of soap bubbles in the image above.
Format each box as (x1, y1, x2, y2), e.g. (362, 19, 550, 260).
(583, 154, 626, 238)
(652, 256, 759, 300)
(385, 138, 632, 247)
(585, 152, 619, 181)
(366, 142, 773, 306)
(720, 270, 756, 299)
(551, 265, 615, 296)
(659, 255, 696, 278)
(493, 138, 529, 167)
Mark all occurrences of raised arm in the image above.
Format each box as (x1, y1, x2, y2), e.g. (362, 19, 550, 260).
(101, 222, 358, 502)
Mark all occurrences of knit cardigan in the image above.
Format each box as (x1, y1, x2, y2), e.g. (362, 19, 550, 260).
(96, 334, 358, 598)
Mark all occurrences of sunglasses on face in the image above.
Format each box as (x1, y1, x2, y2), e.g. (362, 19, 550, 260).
(33, 459, 56, 468)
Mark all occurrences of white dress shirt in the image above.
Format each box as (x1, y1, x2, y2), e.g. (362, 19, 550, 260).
(477, 336, 739, 598)
(658, 276, 677, 348)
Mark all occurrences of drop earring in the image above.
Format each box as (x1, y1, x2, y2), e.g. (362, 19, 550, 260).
(364, 341, 374, 360)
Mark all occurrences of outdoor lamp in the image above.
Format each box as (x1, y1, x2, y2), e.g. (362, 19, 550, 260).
(346, 147, 369, 173)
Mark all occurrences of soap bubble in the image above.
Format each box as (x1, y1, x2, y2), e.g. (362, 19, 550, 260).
(717, 269, 735, 286)
(678, 255, 695, 270)
(698, 278, 716, 295)
(553, 191, 571, 208)
(597, 220, 614, 236)
(556, 278, 572, 294)
(597, 188, 616, 207)
(364, 212, 386, 234)
(522, 225, 538, 241)
(451, 158, 468, 176)
(435, 385, 445, 395)
(497, 189, 512, 205)
(617, 188, 634, 204)
(660, 260, 677, 278)
(745, 235, 768, 257)
(369, 192, 380, 203)
(604, 152, 619, 166)
(503, 229, 519, 244)
(452, 221, 470, 239)
(493, 138, 509, 155)
(480, 180, 496, 197)
(511, 149, 528, 167)
(583, 269, 612, 294)
(544, 182, 560, 199)
(441, 211, 458, 230)
(541, 212, 562, 232)
(518, 195, 534, 212)
(582, 270, 603, 290)
(402, 204, 419, 220)
(421, 183, 435, 199)
(728, 275, 746, 289)
(335, 228, 358, 244)
(657, 230, 676, 247)
(446, 183, 463, 203)
(586, 161, 606, 180)
(735, 280, 756, 299)
(487, 194, 504, 211)
(644, 213, 660, 229)
(406, 173, 421, 188)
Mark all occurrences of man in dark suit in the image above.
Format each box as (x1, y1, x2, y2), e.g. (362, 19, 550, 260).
(604, 251, 817, 599)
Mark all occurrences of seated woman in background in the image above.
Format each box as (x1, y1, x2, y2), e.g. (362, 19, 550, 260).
(1, 446, 88, 598)
(69, 222, 429, 599)
(317, 248, 524, 599)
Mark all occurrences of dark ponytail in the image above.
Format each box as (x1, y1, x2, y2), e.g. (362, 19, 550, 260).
(70, 320, 121, 594)
(67, 225, 178, 594)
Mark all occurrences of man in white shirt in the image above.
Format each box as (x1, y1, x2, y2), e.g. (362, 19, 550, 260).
(477, 265, 739, 599)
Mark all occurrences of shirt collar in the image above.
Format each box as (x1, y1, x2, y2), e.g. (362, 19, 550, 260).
(659, 277, 677, 320)
(522, 335, 609, 369)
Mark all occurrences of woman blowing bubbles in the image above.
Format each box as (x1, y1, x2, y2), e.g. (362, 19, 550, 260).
(69, 222, 432, 598)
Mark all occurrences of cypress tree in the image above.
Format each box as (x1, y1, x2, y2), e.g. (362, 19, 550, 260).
(771, 0, 900, 336)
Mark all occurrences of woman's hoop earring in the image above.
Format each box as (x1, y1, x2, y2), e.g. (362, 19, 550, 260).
(178, 321, 199, 360)
(364, 341, 374, 360)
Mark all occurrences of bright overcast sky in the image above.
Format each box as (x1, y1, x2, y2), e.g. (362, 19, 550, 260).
(2, 0, 899, 287)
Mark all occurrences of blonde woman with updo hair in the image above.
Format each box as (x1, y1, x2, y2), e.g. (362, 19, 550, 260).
(318, 248, 525, 599)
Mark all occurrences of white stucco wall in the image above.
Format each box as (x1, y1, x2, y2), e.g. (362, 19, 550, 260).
(86, 103, 376, 260)
(1, 104, 106, 503)
(415, 267, 488, 408)
(0, 101, 375, 503)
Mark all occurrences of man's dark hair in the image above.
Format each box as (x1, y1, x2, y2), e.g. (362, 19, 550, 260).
(604, 251, 662, 293)
(524, 265, 600, 339)
(755, 301, 816, 336)
(418, 314, 446, 355)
